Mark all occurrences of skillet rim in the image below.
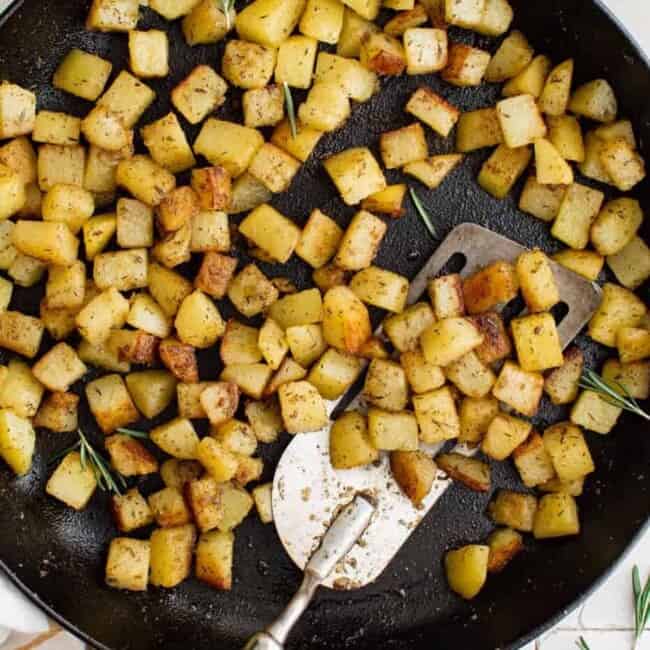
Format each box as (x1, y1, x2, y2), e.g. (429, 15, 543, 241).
(0, 0, 649, 648)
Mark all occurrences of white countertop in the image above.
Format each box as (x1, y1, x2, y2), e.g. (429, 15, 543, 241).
(1, 0, 649, 648)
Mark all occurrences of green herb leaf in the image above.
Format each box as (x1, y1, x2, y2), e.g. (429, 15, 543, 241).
(575, 637, 590, 650)
(116, 427, 149, 440)
(283, 82, 298, 140)
(409, 187, 438, 239)
(580, 369, 650, 421)
(633, 565, 650, 644)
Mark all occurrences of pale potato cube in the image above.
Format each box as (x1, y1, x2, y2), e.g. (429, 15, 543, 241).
(286, 324, 327, 368)
(384, 302, 435, 353)
(242, 85, 284, 129)
(569, 79, 617, 123)
(271, 120, 324, 163)
(141, 113, 195, 174)
(182, 0, 232, 45)
(0, 83, 35, 140)
(478, 144, 532, 199)
(350, 266, 408, 313)
(400, 349, 445, 395)
(518, 175, 566, 222)
(482, 413, 532, 461)
(111, 488, 154, 533)
(543, 422, 594, 482)
(172, 65, 228, 126)
(239, 204, 300, 264)
(588, 282, 645, 347)
(248, 144, 301, 194)
(511, 312, 563, 373)
(175, 290, 224, 349)
(235, 0, 306, 47)
(81, 106, 132, 153)
(129, 30, 169, 78)
(190, 210, 230, 254)
(33, 111, 81, 146)
(429, 274, 464, 320)
(404, 28, 448, 75)
(533, 493, 579, 539)
(300, 0, 344, 44)
(46, 451, 97, 510)
(413, 386, 459, 443)
(34, 392, 79, 433)
(126, 293, 170, 338)
(0, 137, 37, 185)
(444, 351, 495, 399)
(407, 87, 459, 138)
(8, 253, 46, 288)
(600, 139, 646, 192)
(444, 0, 484, 28)
(551, 183, 605, 250)
(151, 418, 200, 459)
(458, 396, 499, 445)
(456, 108, 503, 152)
(516, 250, 559, 313)
(322, 286, 371, 354)
(539, 59, 574, 116)
(126, 370, 176, 419)
(330, 410, 378, 469)
(441, 43, 491, 87)
(222, 40, 276, 89)
(220, 363, 273, 400)
(474, 0, 513, 36)
(334, 210, 387, 271)
(32, 342, 87, 393)
(152, 223, 191, 268)
(367, 408, 419, 450)
(591, 198, 642, 257)
(544, 346, 584, 406)
(570, 389, 622, 435)
(53, 50, 112, 101)
(295, 209, 342, 269)
(313, 52, 378, 102)
(0, 310, 44, 359)
(484, 30, 533, 83)
(420, 317, 483, 367)
(41, 183, 94, 235)
(197, 437, 238, 482)
(497, 95, 546, 149)
(264, 358, 308, 396)
(13, 218, 81, 266)
(116, 155, 176, 207)
(0, 164, 26, 221)
(196, 530, 234, 590)
(488, 490, 537, 531)
(106, 434, 158, 477)
(502, 55, 551, 98)
(86, 374, 139, 433)
(105, 537, 151, 592)
(363, 359, 408, 411)
(553, 249, 604, 281)
(607, 236, 650, 290)
(117, 198, 153, 249)
(98, 71, 156, 128)
(547, 115, 585, 163)
(220, 321, 262, 366)
(148, 263, 193, 317)
(404, 154, 464, 189)
(512, 432, 556, 488)
(492, 360, 543, 416)
(275, 35, 318, 89)
(227, 264, 279, 318)
(0, 409, 36, 476)
(37, 144, 85, 191)
(618, 327, 650, 364)
(149, 524, 196, 588)
(380, 123, 428, 169)
(444, 545, 489, 600)
(602, 359, 650, 400)
(298, 81, 351, 132)
(245, 398, 283, 443)
(258, 319, 288, 370)
(252, 483, 274, 523)
(323, 147, 386, 206)
(278, 380, 328, 434)
(535, 138, 573, 185)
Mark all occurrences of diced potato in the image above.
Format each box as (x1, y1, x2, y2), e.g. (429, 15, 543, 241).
(111, 488, 154, 534)
(98, 71, 156, 128)
(153, 222, 192, 268)
(242, 85, 284, 129)
(94, 249, 148, 292)
(553, 249, 604, 282)
(298, 81, 351, 132)
(86, 374, 139, 433)
(182, 0, 232, 45)
(115, 199, 153, 250)
(547, 115, 585, 163)
(252, 483, 273, 524)
(32, 342, 86, 393)
(413, 386, 459, 443)
(539, 477, 584, 497)
(41, 183, 94, 235)
(176, 382, 219, 419)
(444, 0, 484, 28)
(363, 359, 408, 412)
(322, 286, 372, 354)
(588, 282, 645, 347)
(106, 434, 158, 477)
(390, 450, 436, 504)
(197, 437, 238, 482)
(286, 324, 327, 368)
(312, 264, 347, 293)
(270, 120, 323, 164)
(314, 52, 378, 102)
(196, 530, 234, 591)
(212, 419, 257, 456)
(172, 66, 228, 126)
(445, 351, 495, 399)
(222, 39, 276, 90)
(428, 274, 463, 320)
(350, 266, 408, 313)
(336, 210, 387, 271)
(129, 30, 169, 78)
(239, 204, 300, 263)
(478, 144, 532, 199)
(148, 0, 200, 19)
(487, 528, 523, 573)
(569, 79, 617, 123)
(441, 43, 491, 87)
(116, 155, 176, 207)
(141, 112, 195, 174)
(264, 358, 308, 396)
(53, 49, 112, 101)
(535, 138, 574, 185)
(175, 290, 224, 349)
(33, 392, 79, 432)
(600, 139, 646, 192)
(150, 524, 196, 588)
(78, 337, 130, 373)
(618, 327, 650, 364)
(307, 348, 360, 400)
(482, 413, 532, 461)
(475, 0, 513, 36)
(384, 5, 428, 36)
(8, 253, 45, 289)
(0, 137, 37, 187)
(192, 167, 232, 212)
(227, 264, 278, 318)
(278, 380, 328, 434)
(235, 0, 306, 48)
(538, 59, 573, 116)
(404, 28, 448, 75)
(456, 108, 503, 153)
(194, 119, 264, 178)
(87, 0, 139, 31)
(497, 95, 546, 149)
(515, 250, 559, 313)
(337, 6, 379, 56)
(360, 32, 407, 76)
(126, 370, 176, 419)
(544, 346, 584, 406)
(543, 422, 594, 483)
(46, 450, 97, 510)
(299, 0, 344, 44)
(489, 490, 537, 532)
(533, 493, 580, 539)
(37, 144, 85, 191)
(511, 313, 563, 374)
(83, 215, 117, 260)
(43, 262, 84, 311)
(105, 537, 151, 593)
(324, 148, 386, 206)
(220, 321, 262, 367)
(198, 382, 240, 427)
(0, 409, 36, 476)
(436, 452, 491, 491)
(552, 182, 605, 250)
(578, 132, 613, 184)
(607, 236, 650, 290)
(190, 210, 230, 254)
(384, 302, 435, 353)
(485, 30, 533, 83)
(571, 389, 622, 435)
(184, 477, 223, 532)
(502, 55, 551, 98)
(445, 545, 489, 600)
(591, 198, 642, 257)
(248, 143, 301, 194)
(602, 359, 650, 400)
(148, 264, 192, 318)
(420, 317, 483, 367)
(12, 220, 79, 267)
(33, 111, 81, 146)
(267, 288, 323, 330)
(367, 408, 419, 450)
(330, 410, 378, 469)
(518, 175, 566, 222)
(404, 154, 463, 189)
(295, 210, 342, 269)
(257, 318, 288, 370)
(275, 36, 318, 89)
(245, 398, 283, 443)
(458, 396, 499, 445)
(513, 432, 556, 488)
(380, 123, 428, 170)
(151, 418, 200, 460)
(361, 184, 407, 218)
(0, 310, 44, 359)
(81, 106, 132, 153)
(220, 363, 273, 400)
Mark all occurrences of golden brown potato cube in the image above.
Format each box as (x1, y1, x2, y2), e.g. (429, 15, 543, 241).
(148, 487, 192, 528)
(535, 138, 574, 186)
(196, 530, 234, 591)
(547, 115, 585, 163)
(81, 106, 132, 153)
(578, 131, 613, 184)
(539, 477, 584, 497)
(487, 528, 523, 573)
(298, 81, 351, 132)
(236, 0, 305, 45)
(0, 137, 37, 186)
(384, 5, 428, 36)
(412, 386, 459, 443)
(175, 289, 225, 349)
(329, 410, 378, 469)
(221, 364, 273, 400)
(458, 396, 498, 445)
(363, 359, 408, 412)
(264, 358, 307, 396)
(270, 120, 323, 165)
(515, 250, 559, 313)
(478, 144, 532, 200)
(86, 374, 139, 433)
(420, 317, 483, 367)
(151, 417, 200, 459)
(53, 49, 112, 101)
(33, 392, 79, 432)
(360, 32, 406, 76)
(239, 203, 301, 262)
(618, 327, 650, 363)
(607, 236, 650, 290)
(482, 413, 532, 461)
(335, 210, 387, 271)
(544, 346, 584, 406)
(538, 58, 573, 116)
(191, 167, 231, 213)
(489, 489, 537, 532)
(212, 420, 257, 457)
(275, 35, 318, 89)
(116, 155, 176, 207)
(86, 0, 138, 31)
(106, 434, 158, 477)
(105, 538, 151, 593)
(194, 119, 264, 179)
(284, 325, 325, 369)
(148, 0, 200, 19)
(220, 321, 262, 366)
(600, 139, 646, 192)
(322, 285, 372, 354)
(13, 220, 79, 267)
(456, 108, 503, 153)
(299, 0, 344, 43)
(278, 380, 328, 434)
(512, 432, 556, 488)
(400, 349, 445, 395)
(242, 85, 284, 129)
(149, 524, 196, 588)
(160, 459, 203, 490)
(214, 482, 254, 530)
(323, 147, 386, 206)
(0, 360, 43, 419)
(177, 382, 221, 419)
(194, 252, 237, 300)
(511, 313, 564, 373)
(46, 450, 97, 510)
(190, 210, 230, 254)
(442, 43, 491, 87)
(380, 123, 428, 170)
(33, 111, 81, 146)
(312, 264, 347, 293)
(142, 113, 195, 174)
(533, 493, 579, 539)
(44, 261, 85, 311)
(0, 408, 36, 476)
(258, 318, 288, 370)
(361, 184, 407, 218)
(97, 71, 156, 129)
(9, 254, 45, 288)
(295, 210, 342, 270)
(32, 342, 86, 393)
(588, 282, 645, 348)
(543, 422, 594, 483)
(444, 545, 489, 601)
(390, 450, 436, 504)
(591, 198, 642, 257)
(436, 452, 491, 492)
(42, 183, 94, 234)
(0, 83, 35, 141)
(569, 79, 617, 123)
(367, 408, 419, 451)
(350, 266, 408, 314)
(429, 274, 464, 320)
(126, 370, 177, 419)
(157, 187, 200, 233)
(37, 144, 85, 191)
(172, 65, 228, 126)
(184, 477, 221, 531)
(497, 95, 546, 149)
(248, 144, 301, 194)
(571, 389, 622, 435)
(444, 351, 496, 399)
(222, 39, 276, 90)
(602, 359, 650, 400)
(198, 382, 239, 427)
(384, 302, 435, 353)
(182, 0, 232, 44)
(502, 54, 551, 98)
(403, 27, 448, 75)
(484, 30, 533, 83)
(252, 483, 273, 524)
(0, 310, 44, 358)
(245, 398, 283, 443)
(83, 214, 117, 260)
(313, 52, 378, 102)
(111, 488, 154, 533)
(94, 249, 148, 292)
(116, 199, 153, 249)
(553, 249, 604, 282)
(228, 264, 279, 318)
(518, 175, 566, 223)
(404, 154, 464, 190)
(129, 30, 169, 78)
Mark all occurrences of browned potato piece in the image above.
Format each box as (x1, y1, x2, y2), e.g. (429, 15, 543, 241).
(196, 530, 234, 591)
(442, 43, 491, 87)
(544, 346, 584, 406)
(533, 493, 580, 539)
(105, 538, 151, 592)
(185, 477, 223, 532)
(33, 392, 79, 432)
(390, 450, 436, 504)
(149, 524, 196, 588)
(469, 312, 512, 365)
(444, 545, 489, 600)
(105, 434, 159, 477)
(111, 488, 155, 533)
(488, 490, 538, 532)
(322, 286, 372, 354)
(462, 261, 519, 314)
(436, 452, 491, 492)
(543, 422, 595, 482)
(512, 432, 556, 488)
(199, 382, 240, 427)
(492, 361, 544, 417)
(86, 374, 139, 433)
(329, 411, 378, 469)
(482, 413, 532, 461)
(148, 487, 193, 528)
(487, 528, 524, 573)
(360, 32, 406, 76)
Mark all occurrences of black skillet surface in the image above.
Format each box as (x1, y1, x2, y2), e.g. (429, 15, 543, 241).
(0, 0, 649, 648)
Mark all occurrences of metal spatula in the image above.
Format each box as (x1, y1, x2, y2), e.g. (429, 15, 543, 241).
(245, 223, 602, 650)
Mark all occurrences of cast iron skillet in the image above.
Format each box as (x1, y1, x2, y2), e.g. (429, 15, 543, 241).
(0, 0, 649, 648)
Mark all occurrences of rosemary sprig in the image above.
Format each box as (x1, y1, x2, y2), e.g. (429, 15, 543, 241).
(116, 427, 149, 440)
(409, 187, 438, 240)
(633, 565, 650, 647)
(579, 368, 650, 421)
(575, 636, 590, 650)
(50, 430, 126, 496)
(283, 82, 298, 140)
(219, 0, 235, 30)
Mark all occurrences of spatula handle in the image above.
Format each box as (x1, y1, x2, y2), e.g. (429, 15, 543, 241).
(0, 0, 22, 24)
